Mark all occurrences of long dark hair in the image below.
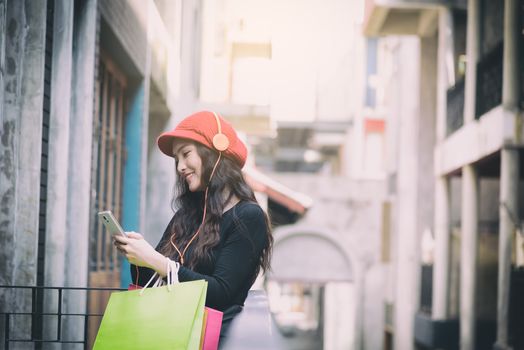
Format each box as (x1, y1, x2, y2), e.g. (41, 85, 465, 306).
(159, 142, 273, 275)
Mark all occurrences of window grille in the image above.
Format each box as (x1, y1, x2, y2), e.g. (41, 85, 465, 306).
(89, 52, 127, 276)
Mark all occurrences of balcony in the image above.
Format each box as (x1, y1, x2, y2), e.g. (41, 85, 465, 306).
(475, 42, 503, 119)
(446, 77, 465, 136)
(363, 0, 466, 37)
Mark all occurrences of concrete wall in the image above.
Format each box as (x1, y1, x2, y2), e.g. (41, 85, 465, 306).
(0, 0, 48, 343)
(270, 173, 386, 350)
(0, 0, 47, 287)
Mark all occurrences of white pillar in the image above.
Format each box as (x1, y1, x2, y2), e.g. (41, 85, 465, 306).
(432, 7, 453, 321)
(463, 0, 480, 124)
(460, 164, 479, 350)
(43, 0, 74, 341)
(495, 150, 519, 349)
(432, 176, 451, 319)
(436, 7, 454, 141)
(64, 0, 98, 341)
(393, 38, 421, 350)
(495, 1, 520, 346)
(45, 0, 74, 290)
(460, 1, 480, 346)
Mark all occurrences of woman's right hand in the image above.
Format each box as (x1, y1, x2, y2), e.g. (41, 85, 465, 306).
(114, 232, 169, 276)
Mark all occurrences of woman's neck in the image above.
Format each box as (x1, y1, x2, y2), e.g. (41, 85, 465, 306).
(222, 189, 240, 213)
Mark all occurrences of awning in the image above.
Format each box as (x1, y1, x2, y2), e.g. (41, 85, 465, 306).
(243, 166, 313, 215)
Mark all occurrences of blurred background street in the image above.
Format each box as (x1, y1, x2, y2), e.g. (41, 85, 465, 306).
(0, 0, 523, 349)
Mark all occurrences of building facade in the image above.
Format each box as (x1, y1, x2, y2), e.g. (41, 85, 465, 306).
(364, 0, 524, 349)
(0, 0, 187, 345)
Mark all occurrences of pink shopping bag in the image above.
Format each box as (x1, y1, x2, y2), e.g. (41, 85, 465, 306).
(201, 307, 223, 350)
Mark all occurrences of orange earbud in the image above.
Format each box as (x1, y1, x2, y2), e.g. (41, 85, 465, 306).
(211, 112, 230, 152)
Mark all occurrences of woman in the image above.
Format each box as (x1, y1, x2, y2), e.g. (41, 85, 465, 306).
(113, 110, 273, 337)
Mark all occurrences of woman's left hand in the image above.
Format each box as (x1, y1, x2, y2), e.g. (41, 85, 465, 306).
(113, 232, 162, 269)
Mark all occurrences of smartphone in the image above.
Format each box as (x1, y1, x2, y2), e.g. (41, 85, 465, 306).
(98, 211, 127, 237)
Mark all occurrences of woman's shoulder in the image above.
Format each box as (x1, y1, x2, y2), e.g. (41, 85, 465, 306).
(230, 200, 264, 218)
(222, 201, 266, 230)
(226, 201, 268, 245)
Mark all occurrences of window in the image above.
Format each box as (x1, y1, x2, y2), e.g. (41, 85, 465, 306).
(365, 38, 378, 108)
(90, 52, 127, 279)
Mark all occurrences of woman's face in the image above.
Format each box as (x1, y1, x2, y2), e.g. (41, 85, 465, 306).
(172, 141, 204, 192)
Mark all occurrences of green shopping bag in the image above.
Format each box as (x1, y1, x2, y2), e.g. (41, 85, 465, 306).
(93, 279, 207, 350)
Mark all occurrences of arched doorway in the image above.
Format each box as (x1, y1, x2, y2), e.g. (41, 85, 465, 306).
(267, 225, 357, 350)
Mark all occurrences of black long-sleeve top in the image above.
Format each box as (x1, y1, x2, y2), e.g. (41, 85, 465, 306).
(130, 201, 268, 313)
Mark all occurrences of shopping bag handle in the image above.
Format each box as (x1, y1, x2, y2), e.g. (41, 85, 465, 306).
(139, 258, 180, 295)
(166, 259, 180, 289)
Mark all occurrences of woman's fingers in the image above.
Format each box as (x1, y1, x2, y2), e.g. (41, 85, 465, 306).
(114, 241, 126, 253)
(113, 235, 127, 244)
(113, 232, 155, 268)
(126, 231, 143, 239)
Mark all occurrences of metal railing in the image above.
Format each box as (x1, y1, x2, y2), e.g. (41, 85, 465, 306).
(0, 285, 124, 350)
(0, 286, 282, 350)
(446, 77, 465, 136)
(475, 41, 503, 119)
(420, 264, 433, 314)
(509, 267, 524, 349)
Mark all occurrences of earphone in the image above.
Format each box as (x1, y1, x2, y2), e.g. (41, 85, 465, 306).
(211, 111, 230, 152)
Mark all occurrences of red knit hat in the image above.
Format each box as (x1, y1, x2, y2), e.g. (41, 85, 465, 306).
(157, 111, 248, 168)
